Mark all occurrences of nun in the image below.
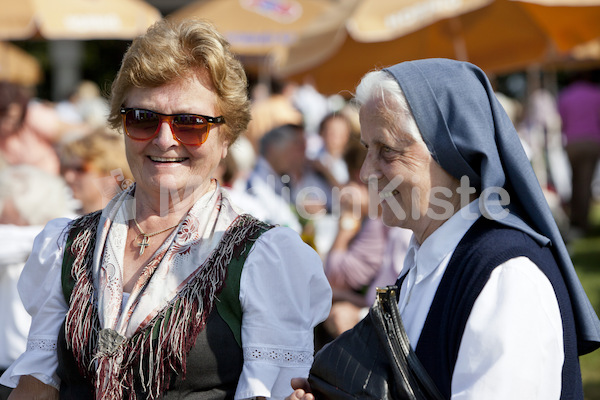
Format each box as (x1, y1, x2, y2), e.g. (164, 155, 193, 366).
(288, 58, 600, 400)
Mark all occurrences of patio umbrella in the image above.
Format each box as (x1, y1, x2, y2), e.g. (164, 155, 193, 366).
(547, 37, 600, 70)
(0, 0, 162, 40)
(0, 42, 42, 86)
(274, 0, 600, 95)
(168, 0, 360, 73)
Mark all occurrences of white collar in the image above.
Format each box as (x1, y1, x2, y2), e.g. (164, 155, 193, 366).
(404, 200, 482, 284)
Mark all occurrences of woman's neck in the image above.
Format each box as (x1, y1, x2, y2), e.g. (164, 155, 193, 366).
(133, 180, 216, 226)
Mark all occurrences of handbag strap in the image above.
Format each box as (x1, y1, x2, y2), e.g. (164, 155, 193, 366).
(394, 274, 408, 301)
(375, 285, 445, 400)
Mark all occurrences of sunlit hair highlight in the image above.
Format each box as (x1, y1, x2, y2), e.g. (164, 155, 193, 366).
(354, 70, 421, 143)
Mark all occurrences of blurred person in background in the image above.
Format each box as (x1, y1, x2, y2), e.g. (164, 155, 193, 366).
(517, 85, 571, 237)
(59, 128, 133, 214)
(0, 81, 63, 175)
(312, 113, 352, 190)
(214, 152, 270, 223)
(244, 79, 303, 153)
(55, 80, 110, 131)
(287, 127, 331, 220)
(557, 69, 600, 237)
(291, 77, 329, 138)
(0, 165, 74, 400)
(1, 18, 331, 400)
(246, 123, 304, 232)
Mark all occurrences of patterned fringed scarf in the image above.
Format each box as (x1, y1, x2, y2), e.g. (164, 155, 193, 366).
(62, 185, 269, 399)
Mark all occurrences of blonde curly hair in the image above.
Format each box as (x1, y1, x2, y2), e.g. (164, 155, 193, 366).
(107, 18, 251, 146)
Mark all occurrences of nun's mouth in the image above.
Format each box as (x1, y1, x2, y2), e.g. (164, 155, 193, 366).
(379, 189, 399, 199)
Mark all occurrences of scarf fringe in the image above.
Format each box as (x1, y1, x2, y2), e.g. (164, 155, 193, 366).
(64, 213, 269, 400)
(64, 211, 102, 380)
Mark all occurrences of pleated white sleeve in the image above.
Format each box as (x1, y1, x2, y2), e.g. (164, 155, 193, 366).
(235, 227, 332, 400)
(0, 218, 71, 389)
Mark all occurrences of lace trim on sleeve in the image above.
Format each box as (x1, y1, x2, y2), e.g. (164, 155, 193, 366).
(26, 338, 57, 352)
(243, 346, 313, 366)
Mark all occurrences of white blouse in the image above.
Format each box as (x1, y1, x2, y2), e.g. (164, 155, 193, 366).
(0, 217, 332, 400)
(0, 224, 45, 369)
(398, 200, 564, 399)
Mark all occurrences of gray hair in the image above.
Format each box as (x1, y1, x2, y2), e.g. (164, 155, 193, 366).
(354, 70, 422, 142)
(259, 124, 303, 156)
(0, 165, 73, 225)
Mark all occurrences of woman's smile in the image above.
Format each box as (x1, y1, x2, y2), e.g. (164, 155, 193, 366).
(147, 156, 188, 163)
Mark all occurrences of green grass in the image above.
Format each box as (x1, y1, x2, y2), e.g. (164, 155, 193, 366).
(572, 202, 600, 399)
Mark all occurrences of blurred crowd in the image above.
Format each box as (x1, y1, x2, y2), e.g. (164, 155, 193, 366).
(495, 69, 600, 241)
(1, 65, 600, 385)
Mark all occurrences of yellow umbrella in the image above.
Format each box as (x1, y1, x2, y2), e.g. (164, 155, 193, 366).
(275, 0, 600, 95)
(169, 0, 360, 59)
(0, 0, 162, 40)
(0, 42, 42, 86)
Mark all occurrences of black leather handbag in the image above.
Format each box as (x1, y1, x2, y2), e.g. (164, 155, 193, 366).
(308, 286, 444, 400)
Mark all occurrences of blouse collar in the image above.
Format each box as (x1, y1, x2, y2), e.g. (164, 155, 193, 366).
(406, 200, 480, 285)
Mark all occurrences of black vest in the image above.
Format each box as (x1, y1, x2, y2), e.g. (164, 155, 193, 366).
(57, 307, 243, 400)
(414, 217, 582, 399)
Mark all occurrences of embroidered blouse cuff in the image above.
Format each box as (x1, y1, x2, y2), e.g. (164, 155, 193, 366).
(0, 337, 60, 390)
(234, 346, 314, 400)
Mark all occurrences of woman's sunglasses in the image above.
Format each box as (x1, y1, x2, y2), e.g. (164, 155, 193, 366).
(120, 107, 225, 146)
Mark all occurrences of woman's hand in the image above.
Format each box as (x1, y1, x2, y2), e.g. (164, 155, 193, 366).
(8, 375, 58, 400)
(286, 378, 315, 400)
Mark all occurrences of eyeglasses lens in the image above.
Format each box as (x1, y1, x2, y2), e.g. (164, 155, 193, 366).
(125, 109, 160, 139)
(124, 110, 210, 145)
(173, 115, 209, 145)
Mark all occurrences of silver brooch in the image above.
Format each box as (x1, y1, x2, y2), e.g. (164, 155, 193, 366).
(97, 328, 127, 355)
